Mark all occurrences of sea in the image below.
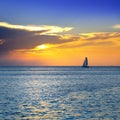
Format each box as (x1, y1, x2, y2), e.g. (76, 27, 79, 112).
(0, 66, 120, 120)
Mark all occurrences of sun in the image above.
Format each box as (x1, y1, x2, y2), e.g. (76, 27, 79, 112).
(34, 44, 54, 51)
(35, 44, 48, 50)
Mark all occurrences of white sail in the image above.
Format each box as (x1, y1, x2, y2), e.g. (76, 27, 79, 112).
(82, 57, 88, 67)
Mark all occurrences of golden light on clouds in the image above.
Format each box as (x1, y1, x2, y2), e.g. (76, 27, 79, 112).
(0, 22, 73, 35)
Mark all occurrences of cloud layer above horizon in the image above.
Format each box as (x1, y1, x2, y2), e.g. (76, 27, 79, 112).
(0, 22, 120, 56)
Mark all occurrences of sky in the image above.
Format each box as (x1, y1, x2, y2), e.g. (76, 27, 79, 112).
(0, 0, 120, 66)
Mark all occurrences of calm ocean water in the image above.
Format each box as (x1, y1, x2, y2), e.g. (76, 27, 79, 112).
(0, 66, 120, 120)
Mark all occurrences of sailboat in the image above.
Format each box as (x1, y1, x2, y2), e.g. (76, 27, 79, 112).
(82, 57, 89, 67)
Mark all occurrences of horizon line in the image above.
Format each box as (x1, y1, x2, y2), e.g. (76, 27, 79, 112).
(0, 65, 120, 67)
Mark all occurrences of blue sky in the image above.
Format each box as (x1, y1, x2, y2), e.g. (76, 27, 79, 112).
(0, 0, 120, 33)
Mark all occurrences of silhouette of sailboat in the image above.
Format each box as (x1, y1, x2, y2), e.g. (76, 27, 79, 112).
(82, 57, 89, 67)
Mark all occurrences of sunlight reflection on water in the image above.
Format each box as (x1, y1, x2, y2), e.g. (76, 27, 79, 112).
(0, 66, 120, 119)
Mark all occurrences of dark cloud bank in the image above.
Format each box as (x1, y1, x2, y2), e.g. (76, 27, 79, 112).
(0, 26, 74, 55)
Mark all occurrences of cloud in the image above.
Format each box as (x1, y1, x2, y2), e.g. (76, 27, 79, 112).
(0, 22, 73, 35)
(0, 39, 5, 45)
(112, 24, 120, 29)
(58, 32, 120, 48)
(0, 22, 120, 56)
(0, 22, 74, 54)
(79, 32, 120, 40)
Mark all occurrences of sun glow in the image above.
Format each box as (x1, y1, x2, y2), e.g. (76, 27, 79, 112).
(36, 44, 48, 50)
(34, 44, 55, 50)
